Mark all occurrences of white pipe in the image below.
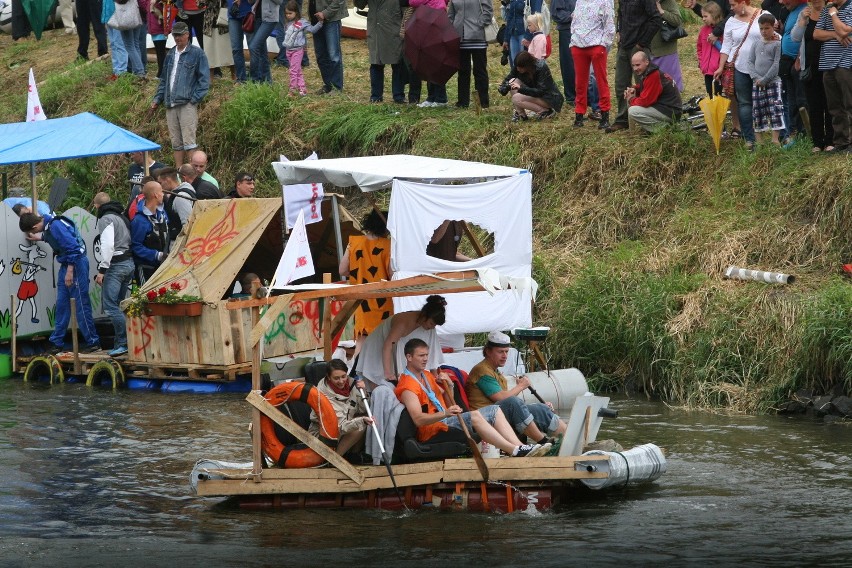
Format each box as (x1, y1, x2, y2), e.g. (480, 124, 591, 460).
(725, 265, 795, 284)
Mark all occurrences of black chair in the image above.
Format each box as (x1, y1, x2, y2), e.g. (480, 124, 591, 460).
(304, 360, 328, 386)
(394, 409, 469, 463)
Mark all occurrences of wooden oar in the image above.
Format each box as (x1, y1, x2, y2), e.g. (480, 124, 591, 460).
(355, 384, 409, 511)
(440, 375, 489, 482)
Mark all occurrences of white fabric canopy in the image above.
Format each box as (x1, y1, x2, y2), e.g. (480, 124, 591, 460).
(389, 175, 535, 335)
(272, 155, 527, 192)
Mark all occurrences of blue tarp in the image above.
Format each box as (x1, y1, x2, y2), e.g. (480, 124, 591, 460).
(0, 112, 160, 166)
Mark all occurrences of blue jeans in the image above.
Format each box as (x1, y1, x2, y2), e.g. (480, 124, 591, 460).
(249, 20, 276, 82)
(107, 26, 127, 75)
(557, 28, 576, 103)
(497, 397, 559, 438)
(102, 258, 134, 349)
(229, 18, 254, 82)
(121, 25, 144, 76)
(734, 68, 756, 143)
(313, 18, 343, 91)
(135, 24, 147, 75)
(588, 67, 600, 112)
(442, 403, 500, 435)
(52, 260, 99, 348)
(369, 63, 405, 102)
(508, 33, 523, 70)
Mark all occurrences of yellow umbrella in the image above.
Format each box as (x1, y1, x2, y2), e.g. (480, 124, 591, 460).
(699, 95, 731, 155)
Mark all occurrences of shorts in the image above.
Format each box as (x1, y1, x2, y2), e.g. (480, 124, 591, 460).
(441, 404, 500, 437)
(165, 103, 198, 151)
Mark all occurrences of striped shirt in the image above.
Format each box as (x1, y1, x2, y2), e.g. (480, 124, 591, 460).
(816, 2, 852, 70)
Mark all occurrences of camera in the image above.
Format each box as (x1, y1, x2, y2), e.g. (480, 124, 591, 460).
(497, 80, 511, 96)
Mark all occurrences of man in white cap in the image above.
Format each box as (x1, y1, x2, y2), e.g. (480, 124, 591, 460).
(465, 331, 567, 448)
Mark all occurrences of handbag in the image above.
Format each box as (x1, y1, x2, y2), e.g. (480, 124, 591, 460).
(480, 0, 498, 43)
(721, 9, 759, 98)
(400, 6, 414, 39)
(107, 0, 143, 30)
(660, 20, 687, 42)
(242, 2, 257, 33)
(799, 41, 812, 82)
(217, 7, 229, 27)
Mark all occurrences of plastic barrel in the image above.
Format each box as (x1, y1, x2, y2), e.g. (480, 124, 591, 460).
(509, 368, 589, 410)
(0, 354, 12, 378)
(576, 443, 667, 489)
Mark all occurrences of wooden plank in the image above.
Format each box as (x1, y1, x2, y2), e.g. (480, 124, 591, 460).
(251, 307, 262, 482)
(461, 221, 486, 258)
(442, 455, 607, 470)
(329, 300, 359, 342)
(442, 467, 608, 483)
(322, 273, 333, 360)
(249, 293, 293, 347)
(246, 391, 365, 485)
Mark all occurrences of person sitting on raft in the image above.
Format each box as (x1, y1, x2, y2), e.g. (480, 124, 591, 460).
(309, 359, 374, 457)
(355, 295, 447, 390)
(466, 331, 567, 448)
(394, 338, 551, 458)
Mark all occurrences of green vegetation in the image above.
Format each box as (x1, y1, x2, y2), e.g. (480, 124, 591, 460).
(0, 27, 849, 412)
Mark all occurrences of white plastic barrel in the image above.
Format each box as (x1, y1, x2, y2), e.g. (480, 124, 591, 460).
(506, 368, 589, 410)
(575, 443, 667, 490)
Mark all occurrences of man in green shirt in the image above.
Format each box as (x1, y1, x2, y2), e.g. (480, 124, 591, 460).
(465, 331, 567, 446)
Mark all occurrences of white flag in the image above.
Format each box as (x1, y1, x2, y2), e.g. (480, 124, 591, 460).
(280, 152, 323, 229)
(27, 68, 46, 122)
(272, 210, 315, 288)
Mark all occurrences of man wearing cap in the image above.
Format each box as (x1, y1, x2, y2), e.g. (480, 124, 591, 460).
(465, 331, 568, 447)
(151, 21, 210, 167)
(227, 172, 256, 198)
(18, 212, 101, 355)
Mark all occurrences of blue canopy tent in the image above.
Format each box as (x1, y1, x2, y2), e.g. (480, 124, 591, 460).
(0, 112, 160, 207)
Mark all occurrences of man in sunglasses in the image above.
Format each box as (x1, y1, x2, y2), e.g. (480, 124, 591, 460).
(227, 172, 256, 198)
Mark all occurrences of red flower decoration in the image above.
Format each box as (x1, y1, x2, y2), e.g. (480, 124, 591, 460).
(170, 282, 182, 290)
(158, 287, 168, 296)
(146, 290, 158, 301)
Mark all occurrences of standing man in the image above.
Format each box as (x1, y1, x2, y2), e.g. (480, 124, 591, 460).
(130, 181, 170, 283)
(151, 21, 210, 166)
(355, 0, 404, 103)
(18, 213, 100, 354)
(128, 151, 166, 210)
(93, 192, 134, 357)
(227, 172, 256, 198)
(76, 0, 108, 60)
(814, 0, 852, 152)
(156, 167, 197, 241)
(311, 0, 347, 94)
(189, 149, 219, 189)
(605, 0, 661, 132)
(551, 0, 577, 105)
(178, 163, 222, 200)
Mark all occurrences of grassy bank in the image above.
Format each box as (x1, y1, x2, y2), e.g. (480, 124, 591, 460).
(0, 23, 849, 412)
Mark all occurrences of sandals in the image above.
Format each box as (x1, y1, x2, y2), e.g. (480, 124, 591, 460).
(812, 147, 822, 153)
(824, 145, 836, 152)
(730, 128, 742, 139)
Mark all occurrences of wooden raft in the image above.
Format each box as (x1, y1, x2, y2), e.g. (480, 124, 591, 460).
(194, 455, 609, 497)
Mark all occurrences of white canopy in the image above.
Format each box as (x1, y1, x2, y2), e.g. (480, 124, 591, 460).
(272, 155, 527, 192)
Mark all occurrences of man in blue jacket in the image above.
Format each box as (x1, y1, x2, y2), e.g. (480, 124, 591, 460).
(19, 213, 101, 355)
(130, 181, 170, 284)
(151, 21, 210, 166)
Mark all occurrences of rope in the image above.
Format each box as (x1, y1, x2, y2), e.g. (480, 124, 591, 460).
(615, 451, 630, 487)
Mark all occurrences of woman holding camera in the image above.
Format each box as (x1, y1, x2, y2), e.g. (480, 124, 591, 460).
(499, 51, 564, 121)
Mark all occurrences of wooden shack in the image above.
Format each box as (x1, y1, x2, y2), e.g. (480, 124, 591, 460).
(123, 197, 359, 375)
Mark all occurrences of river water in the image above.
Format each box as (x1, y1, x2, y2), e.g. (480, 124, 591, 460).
(0, 379, 850, 567)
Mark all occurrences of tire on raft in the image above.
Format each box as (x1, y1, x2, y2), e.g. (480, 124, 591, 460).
(260, 381, 339, 468)
(23, 355, 65, 384)
(86, 359, 125, 389)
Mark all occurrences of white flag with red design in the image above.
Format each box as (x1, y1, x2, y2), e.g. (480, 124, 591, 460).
(26, 68, 46, 122)
(272, 209, 315, 288)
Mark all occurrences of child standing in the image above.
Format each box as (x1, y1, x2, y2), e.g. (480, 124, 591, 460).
(697, 2, 724, 96)
(747, 13, 784, 145)
(525, 14, 548, 60)
(281, 0, 323, 96)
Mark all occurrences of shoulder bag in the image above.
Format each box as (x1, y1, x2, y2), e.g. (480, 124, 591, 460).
(660, 20, 687, 42)
(481, 0, 498, 43)
(242, 1, 257, 32)
(107, 0, 143, 30)
(720, 9, 758, 98)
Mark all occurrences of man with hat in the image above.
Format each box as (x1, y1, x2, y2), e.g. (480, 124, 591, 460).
(465, 331, 567, 448)
(151, 21, 210, 167)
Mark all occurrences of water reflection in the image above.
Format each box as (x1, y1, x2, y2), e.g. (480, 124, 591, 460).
(0, 380, 849, 565)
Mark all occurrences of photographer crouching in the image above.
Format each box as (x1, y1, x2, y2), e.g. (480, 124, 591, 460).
(498, 52, 564, 122)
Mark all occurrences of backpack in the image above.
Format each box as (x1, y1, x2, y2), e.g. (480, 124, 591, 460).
(164, 186, 196, 241)
(44, 215, 86, 256)
(126, 193, 145, 221)
(545, 34, 552, 58)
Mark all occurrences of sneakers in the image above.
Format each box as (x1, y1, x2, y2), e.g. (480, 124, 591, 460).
(42, 344, 63, 356)
(588, 109, 602, 121)
(82, 343, 102, 353)
(605, 122, 628, 133)
(573, 113, 585, 128)
(418, 100, 435, 108)
(316, 85, 332, 95)
(538, 108, 556, 120)
(511, 110, 528, 123)
(109, 346, 128, 357)
(529, 442, 552, 457)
